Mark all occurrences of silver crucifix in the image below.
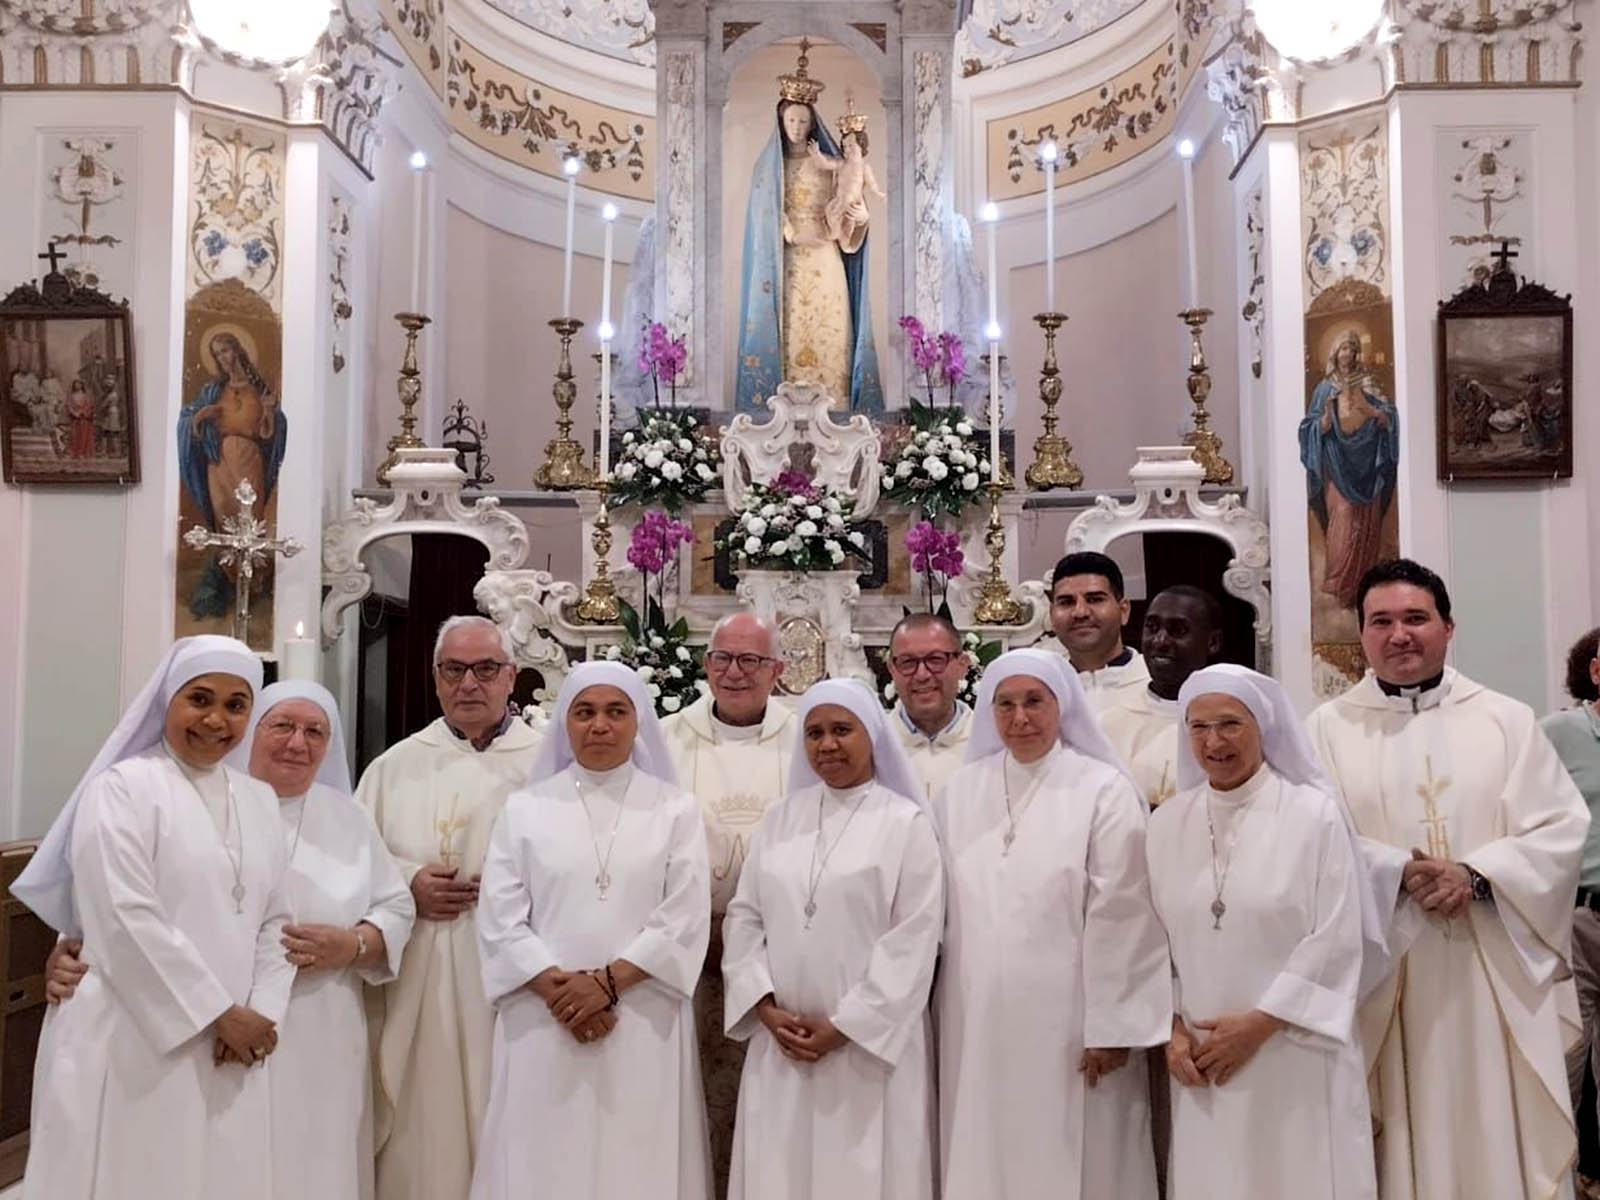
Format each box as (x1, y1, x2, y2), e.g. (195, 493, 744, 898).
(182, 479, 303, 642)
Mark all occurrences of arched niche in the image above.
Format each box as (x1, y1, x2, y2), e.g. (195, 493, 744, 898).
(1063, 447, 1272, 672)
(701, 18, 907, 406)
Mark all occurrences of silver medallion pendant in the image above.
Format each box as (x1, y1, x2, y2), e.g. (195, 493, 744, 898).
(596, 871, 612, 900)
(1210, 898, 1226, 930)
(232, 882, 247, 914)
(1001, 829, 1015, 855)
(803, 899, 817, 930)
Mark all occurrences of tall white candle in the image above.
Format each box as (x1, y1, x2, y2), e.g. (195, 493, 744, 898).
(982, 202, 999, 329)
(408, 150, 426, 313)
(1040, 142, 1058, 312)
(600, 203, 617, 327)
(283, 620, 317, 682)
(561, 155, 580, 317)
(599, 347, 612, 477)
(989, 342, 1001, 482)
(1179, 139, 1200, 310)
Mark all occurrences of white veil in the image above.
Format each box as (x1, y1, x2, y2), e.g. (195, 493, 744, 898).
(227, 679, 352, 794)
(523, 660, 679, 788)
(14, 635, 263, 935)
(784, 678, 925, 809)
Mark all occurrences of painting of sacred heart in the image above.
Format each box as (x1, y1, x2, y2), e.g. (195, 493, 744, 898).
(173, 278, 285, 649)
(0, 278, 139, 485)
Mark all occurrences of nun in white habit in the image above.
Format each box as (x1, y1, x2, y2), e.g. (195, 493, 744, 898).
(721, 679, 944, 1200)
(935, 648, 1170, 1200)
(471, 660, 711, 1200)
(233, 681, 416, 1200)
(1146, 665, 1379, 1200)
(16, 635, 295, 1200)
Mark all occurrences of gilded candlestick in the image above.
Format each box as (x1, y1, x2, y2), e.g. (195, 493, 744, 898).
(972, 481, 1024, 626)
(535, 317, 596, 489)
(574, 479, 622, 624)
(1024, 312, 1083, 490)
(376, 312, 431, 486)
(1178, 308, 1234, 485)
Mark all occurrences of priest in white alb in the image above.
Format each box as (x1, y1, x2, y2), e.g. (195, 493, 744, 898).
(355, 615, 543, 1200)
(1045, 552, 1150, 717)
(1150, 665, 1382, 1200)
(472, 661, 710, 1199)
(17, 636, 294, 1200)
(660, 611, 793, 1198)
(885, 612, 975, 803)
(1307, 559, 1590, 1200)
(936, 648, 1170, 1200)
(722, 679, 943, 1199)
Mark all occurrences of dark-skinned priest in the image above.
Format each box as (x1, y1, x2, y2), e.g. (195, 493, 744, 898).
(1307, 559, 1589, 1200)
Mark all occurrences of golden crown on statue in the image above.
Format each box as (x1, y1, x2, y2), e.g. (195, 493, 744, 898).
(778, 37, 825, 106)
(838, 96, 868, 137)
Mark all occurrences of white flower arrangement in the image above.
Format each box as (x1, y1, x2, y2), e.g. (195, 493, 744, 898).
(608, 408, 722, 515)
(719, 474, 871, 574)
(881, 403, 992, 520)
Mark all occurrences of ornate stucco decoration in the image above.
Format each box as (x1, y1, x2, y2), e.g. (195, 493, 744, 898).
(483, 0, 654, 65)
(719, 382, 883, 520)
(1204, 15, 1300, 165)
(1065, 446, 1272, 670)
(0, 0, 183, 86)
(278, 0, 404, 175)
(1383, 0, 1582, 87)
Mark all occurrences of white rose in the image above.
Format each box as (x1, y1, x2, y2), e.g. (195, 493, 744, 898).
(796, 520, 818, 537)
(789, 495, 806, 507)
(676, 645, 692, 661)
(637, 665, 655, 682)
(927, 459, 949, 481)
(848, 531, 866, 548)
(644, 449, 665, 469)
(668, 665, 683, 679)
(617, 462, 638, 480)
(661, 461, 684, 481)
(803, 505, 821, 520)
(662, 694, 682, 713)
(622, 431, 636, 444)
(826, 497, 842, 512)
(824, 539, 842, 554)
(768, 539, 789, 555)
(648, 683, 662, 699)
(744, 536, 763, 555)
(956, 421, 973, 436)
(678, 438, 693, 452)
(761, 503, 778, 518)
(605, 645, 622, 660)
(883, 681, 897, 701)
(896, 460, 915, 478)
(746, 517, 767, 537)
(650, 634, 665, 648)
(695, 463, 715, 481)
(829, 548, 845, 564)
(921, 455, 942, 474)
(962, 472, 980, 490)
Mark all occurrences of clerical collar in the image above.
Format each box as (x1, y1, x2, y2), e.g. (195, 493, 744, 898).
(1103, 647, 1133, 669)
(897, 698, 969, 743)
(711, 704, 766, 743)
(1376, 670, 1445, 699)
(446, 709, 514, 752)
(1143, 688, 1182, 714)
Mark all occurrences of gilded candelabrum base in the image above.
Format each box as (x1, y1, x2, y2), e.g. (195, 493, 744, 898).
(971, 481, 1024, 626)
(1179, 308, 1235, 486)
(376, 312, 432, 486)
(536, 317, 597, 490)
(1024, 311, 1083, 491)
(574, 483, 622, 625)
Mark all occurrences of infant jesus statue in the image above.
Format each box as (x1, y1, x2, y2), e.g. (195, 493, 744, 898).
(811, 105, 885, 251)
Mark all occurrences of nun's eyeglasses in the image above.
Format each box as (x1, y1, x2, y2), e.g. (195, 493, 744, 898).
(261, 718, 330, 745)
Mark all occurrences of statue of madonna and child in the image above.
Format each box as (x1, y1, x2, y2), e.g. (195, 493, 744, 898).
(735, 39, 885, 414)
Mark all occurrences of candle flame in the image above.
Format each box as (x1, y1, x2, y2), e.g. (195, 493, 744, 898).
(601, 202, 619, 221)
(597, 321, 615, 341)
(1177, 138, 1197, 160)
(295, 620, 304, 637)
(408, 149, 427, 170)
(562, 154, 583, 176)
(981, 202, 999, 223)
(1039, 141, 1059, 164)
(985, 321, 1002, 342)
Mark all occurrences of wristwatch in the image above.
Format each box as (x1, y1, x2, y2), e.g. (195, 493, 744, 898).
(1465, 865, 1493, 902)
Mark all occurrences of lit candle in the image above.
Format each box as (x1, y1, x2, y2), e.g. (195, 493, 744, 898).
(407, 149, 427, 313)
(1178, 138, 1200, 310)
(1040, 141, 1058, 313)
(982, 202, 1002, 482)
(283, 620, 317, 682)
(982, 201, 999, 330)
(561, 154, 581, 318)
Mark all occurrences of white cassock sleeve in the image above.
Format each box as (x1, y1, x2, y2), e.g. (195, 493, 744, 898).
(357, 816, 418, 986)
(829, 810, 945, 1067)
(1255, 801, 1363, 1044)
(247, 852, 296, 1026)
(476, 805, 559, 1004)
(721, 812, 777, 1040)
(1082, 776, 1172, 1050)
(1463, 713, 1590, 988)
(617, 793, 710, 999)
(73, 771, 234, 1054)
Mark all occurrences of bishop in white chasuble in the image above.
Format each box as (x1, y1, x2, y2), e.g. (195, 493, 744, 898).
(1308, 669, 1589, 1200)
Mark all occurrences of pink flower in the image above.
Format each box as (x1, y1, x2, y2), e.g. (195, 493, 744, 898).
(773, 470, 819, 499)
(639, 321, 689, 385)
(938, 332, 967, 386)
(627, 508, 695, 575)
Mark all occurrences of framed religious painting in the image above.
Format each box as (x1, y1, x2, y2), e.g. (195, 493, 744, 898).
(0, 265, 139, 485)
(1436, 250, 1573, 481)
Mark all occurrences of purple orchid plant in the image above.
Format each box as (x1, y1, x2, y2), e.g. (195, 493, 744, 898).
(906, 519, 965, 611)
(638, 321, 688, 408)
(626, 508, 695, 629)
(899, 316, 969, 406)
